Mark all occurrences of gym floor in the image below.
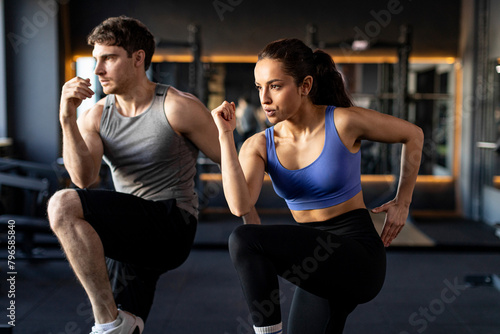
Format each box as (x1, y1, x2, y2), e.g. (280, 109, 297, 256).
(1, 212, 500, 334)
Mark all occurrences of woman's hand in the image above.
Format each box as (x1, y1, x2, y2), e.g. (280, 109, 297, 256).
(371, 199, 409, 247)
(211, 101, 237, 134)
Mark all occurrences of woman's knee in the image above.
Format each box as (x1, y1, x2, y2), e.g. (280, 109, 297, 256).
(47, 189, 83, 231)
(228, 224, 261, 261)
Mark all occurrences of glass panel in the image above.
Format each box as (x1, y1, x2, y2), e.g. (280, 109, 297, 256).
(409, 63, 455, 176)
(339, 62, 455, 176)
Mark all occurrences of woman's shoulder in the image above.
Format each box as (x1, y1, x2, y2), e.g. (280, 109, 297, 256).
(332, 105, 371, 125)
(240, 130, 268, 160)
(243, 130, 267, 149)
(331, 106, 373, 142)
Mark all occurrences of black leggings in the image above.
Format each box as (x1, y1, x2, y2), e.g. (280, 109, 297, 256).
(228, 209, 386, 334)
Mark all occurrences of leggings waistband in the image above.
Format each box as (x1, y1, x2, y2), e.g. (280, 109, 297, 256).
(299, 208, 379, 239)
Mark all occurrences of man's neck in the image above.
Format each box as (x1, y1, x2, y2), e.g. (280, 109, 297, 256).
(114, 80, 157, 117)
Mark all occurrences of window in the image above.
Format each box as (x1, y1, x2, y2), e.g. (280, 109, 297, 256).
(75, 57, 99, 117)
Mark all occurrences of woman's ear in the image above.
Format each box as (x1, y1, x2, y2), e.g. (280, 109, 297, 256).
(301, 75, 313, 96)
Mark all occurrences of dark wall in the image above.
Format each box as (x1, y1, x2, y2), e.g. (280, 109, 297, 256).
(490, 0, 500, 58)
(68, 0, 461, 58)
(224, 63, 259, 105)
(4, 0, 61, 163)
(0, 1, 6, 138)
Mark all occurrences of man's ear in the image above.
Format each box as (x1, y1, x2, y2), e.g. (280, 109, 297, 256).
(134, 50, 146, 68)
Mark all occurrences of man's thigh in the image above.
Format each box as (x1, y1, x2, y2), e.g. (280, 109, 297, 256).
(76, 189, 197, 271)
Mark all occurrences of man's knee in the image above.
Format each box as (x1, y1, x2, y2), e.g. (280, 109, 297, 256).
(47, 189, 83, 231)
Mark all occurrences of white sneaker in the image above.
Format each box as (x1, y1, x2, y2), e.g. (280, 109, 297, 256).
(90, 310, 144, 334)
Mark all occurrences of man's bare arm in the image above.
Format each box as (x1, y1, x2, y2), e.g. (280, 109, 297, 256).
(164, 87, 221, 165)
(60, 77, 104, 188)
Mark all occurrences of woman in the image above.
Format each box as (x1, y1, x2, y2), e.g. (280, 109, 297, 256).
(212, 38, 423, 334)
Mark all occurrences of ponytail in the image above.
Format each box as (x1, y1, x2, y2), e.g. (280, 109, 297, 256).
(257, 39, 353, 108)
(311, 50, 353, 107)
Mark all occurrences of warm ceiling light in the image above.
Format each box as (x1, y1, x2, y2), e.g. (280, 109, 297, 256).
(351, 40, 370, 51)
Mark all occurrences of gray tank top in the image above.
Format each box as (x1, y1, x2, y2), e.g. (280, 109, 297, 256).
(100, 84, 199, 218)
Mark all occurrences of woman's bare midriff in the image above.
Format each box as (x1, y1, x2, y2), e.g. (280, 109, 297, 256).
(291, 191, 366, 223)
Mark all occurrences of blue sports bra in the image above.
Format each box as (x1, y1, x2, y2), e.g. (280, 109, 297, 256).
(265, 106, 362, 211)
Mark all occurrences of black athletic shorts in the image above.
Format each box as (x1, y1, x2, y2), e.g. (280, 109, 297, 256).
(76, 188, 197, 273)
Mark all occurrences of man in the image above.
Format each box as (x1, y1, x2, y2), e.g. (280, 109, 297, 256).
(47, 16, 221, 334)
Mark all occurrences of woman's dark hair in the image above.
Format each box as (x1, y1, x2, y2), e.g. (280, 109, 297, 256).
(87, 16, 155, 71)
(257, 38, 353, 107)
